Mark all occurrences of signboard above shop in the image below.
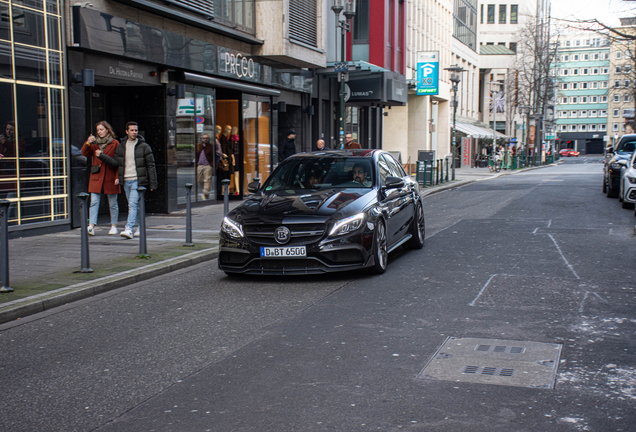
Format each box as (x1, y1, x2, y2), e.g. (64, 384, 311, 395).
(416, 51, 439, 96)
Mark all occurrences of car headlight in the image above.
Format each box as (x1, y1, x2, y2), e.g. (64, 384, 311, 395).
(611, 162, 622, 169)
(221, 217, 244, 239)
(329, 213, 365, 236)
(627, 176, 636, 184)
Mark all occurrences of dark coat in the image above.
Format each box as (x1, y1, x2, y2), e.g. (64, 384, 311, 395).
(81, 138, 121, 195)
(219, 134, 234, 175)
(279, 137, 297, 161)
(106, 136, 158, 190)
(196, 141, 216, 167)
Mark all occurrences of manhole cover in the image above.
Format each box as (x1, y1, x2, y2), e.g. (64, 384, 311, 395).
(417, 337, 562, 389)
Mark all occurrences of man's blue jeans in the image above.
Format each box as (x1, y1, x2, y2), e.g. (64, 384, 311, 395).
(123, 180, 140, 231)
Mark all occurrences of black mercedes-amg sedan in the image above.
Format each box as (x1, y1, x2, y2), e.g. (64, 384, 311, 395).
(218, 149, 425, 276)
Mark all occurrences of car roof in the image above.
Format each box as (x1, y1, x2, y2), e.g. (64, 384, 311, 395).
(292, 149, 386, 159)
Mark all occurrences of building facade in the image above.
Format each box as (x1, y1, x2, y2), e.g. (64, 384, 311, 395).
(607, 23, 636, 144)
(554, 32, 610, 154)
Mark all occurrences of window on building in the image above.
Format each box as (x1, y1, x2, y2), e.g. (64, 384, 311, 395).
(572, 83, 578, 89)
(592, 68, 599, 74)
(560, 111, 568, 118)
(602, 67, 609, 74)
(572, 69, 579, 75)
(614, 95, 620, 102)
(560, 125, 567, 132)
(615, 80, 621, 88)
(214, 0, 255, 32)
(591, 124, 597, 131)
(563, 54, 569, 61)
(581, 82, 588, 89)
(616, 51, 622, 59)
(580, 124, 587, 131)
(499, 4, 506, 23)
(594, 53, 599, 60)
(613, 123, 619, 131)
(573, 54, 579, 61)
(591, 96, 597, 102)
(616, 66, 622, 74)
(569, 125, 577, 131)
(625, 80, 631, 88)
(561, 69, 569, 76)
(613, 109, 619, 117)
(510, 5, 518, 23)
(601, 96, 608, 103)
(561, 83, 568, 90)
(624, 109, 632, 116)
(590, 110, 597, 117)
(581, 97, 588, 103)
(625, 94, 631, 102)
(592, 82, 599, 89)
(601, 81, 608, 89)
(480, 4, 484, 24)
(570, 111, 577, 117)
(487, 4, 495, 23)
(600, 124, 607, 130)
(576, 40, 581, 46)
(584, 54, 589, 60)
(580, 110, 588, 117)
(498, 42, 506, 46)
(509, 42, 517, 53)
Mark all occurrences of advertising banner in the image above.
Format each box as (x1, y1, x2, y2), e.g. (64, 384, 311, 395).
(461, 137, 472, 168)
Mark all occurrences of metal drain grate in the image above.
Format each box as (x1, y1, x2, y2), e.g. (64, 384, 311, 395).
(463, 366, 515, 377)
(417, 337, 562, 389)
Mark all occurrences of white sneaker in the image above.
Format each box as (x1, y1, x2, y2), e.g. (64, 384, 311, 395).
(120, 228, 133, 239)
(134, 227, 140, 237)
(108, 226, 118, 235)
(87, 225, 95, 236)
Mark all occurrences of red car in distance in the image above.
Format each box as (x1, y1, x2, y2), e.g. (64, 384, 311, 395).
(559, 148, 580, 157)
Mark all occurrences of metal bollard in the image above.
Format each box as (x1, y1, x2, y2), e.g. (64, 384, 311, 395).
(77, 193, 93, 273)
(439, 159, 444, 184)
(137, 186, 149, 258)
(0, 200, 12, 292)
(423, 161, 428, 187)
(222, 179, 230, 217)
(445, 158, 449, 182)
(184, 183, 194, 247)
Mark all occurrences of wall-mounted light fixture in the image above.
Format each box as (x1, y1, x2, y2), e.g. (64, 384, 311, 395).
(167, 84, 186, 99)
(73, 69, 95, 87)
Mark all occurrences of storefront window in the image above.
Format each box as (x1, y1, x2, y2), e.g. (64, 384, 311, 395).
(0, 0, 67, 227)
(242, 96, 271, 193)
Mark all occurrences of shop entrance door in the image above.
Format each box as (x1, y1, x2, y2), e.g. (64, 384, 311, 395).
(242, 95, 272, 192)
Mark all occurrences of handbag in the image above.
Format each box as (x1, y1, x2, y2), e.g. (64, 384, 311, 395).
(90, 164, 101, 174)
(218, 157, 229, 172)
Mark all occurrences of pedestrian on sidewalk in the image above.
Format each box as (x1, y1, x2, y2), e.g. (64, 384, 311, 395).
(344, 133, 361, 150)
(279, 129, 297, 161)
(111, 122, 158, 239)
(81, 121, 121, 236)
(196, 134, 217, 200)
(315, 139, 326, 151)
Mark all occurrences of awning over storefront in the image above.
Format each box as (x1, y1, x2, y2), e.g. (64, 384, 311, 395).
(454, 121, 507, 139)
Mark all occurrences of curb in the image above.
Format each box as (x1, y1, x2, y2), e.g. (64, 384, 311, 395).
(0, 247, 219, 325)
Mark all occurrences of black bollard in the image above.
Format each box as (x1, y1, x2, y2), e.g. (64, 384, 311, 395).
(77, 193, 93, 273)
(184, 183, 194, 247)
(0, 200, 12, 292)
(137, 186, 149, 258)
(222, 179, 230, 217)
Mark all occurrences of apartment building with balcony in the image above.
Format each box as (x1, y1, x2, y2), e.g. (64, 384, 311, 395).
(554, 31, 610, 154)
(607, 21, 636, 144)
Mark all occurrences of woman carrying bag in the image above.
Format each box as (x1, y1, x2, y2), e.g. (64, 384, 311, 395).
(81, 121, 121, 236)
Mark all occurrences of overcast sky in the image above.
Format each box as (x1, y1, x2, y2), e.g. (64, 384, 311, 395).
(550, 0, 636, 26)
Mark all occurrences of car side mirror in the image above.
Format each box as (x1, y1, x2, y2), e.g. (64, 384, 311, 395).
(247, 180, 260, 193)
(384, 176, 405, 189)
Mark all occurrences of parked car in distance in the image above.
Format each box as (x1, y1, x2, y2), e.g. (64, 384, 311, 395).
(604, 134, 636, 198)
(218, 150, 426, 276)
(619, 150, 636, 210)
(559, 148, 579, 157)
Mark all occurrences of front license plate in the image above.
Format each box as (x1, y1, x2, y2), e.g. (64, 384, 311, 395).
(260, 246, 307, 258)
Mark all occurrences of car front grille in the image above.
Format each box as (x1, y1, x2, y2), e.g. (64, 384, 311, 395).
(249, 258, 322, 270)
(244, 223, 326, 246)
(220, 251, 251, 264)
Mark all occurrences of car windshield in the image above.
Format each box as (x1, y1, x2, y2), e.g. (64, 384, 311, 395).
(616, 139, 636, 153)
(263, 156, 375, 192)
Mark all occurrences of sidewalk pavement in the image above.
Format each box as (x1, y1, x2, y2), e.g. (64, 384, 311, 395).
(0, 165, 551, 324)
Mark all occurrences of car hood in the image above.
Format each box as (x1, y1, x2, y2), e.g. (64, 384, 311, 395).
(231, 188, 376, 224)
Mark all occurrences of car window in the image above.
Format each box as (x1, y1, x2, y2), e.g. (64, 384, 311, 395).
(616, 139, 636, 153)
(377, 157, 392, 185)
(382, 154, 406, 178)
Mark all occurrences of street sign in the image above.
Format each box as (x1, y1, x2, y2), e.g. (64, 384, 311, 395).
(545, 134, 555, 140)
(334, 62, 348, 73)
(416, 51, 439, 96)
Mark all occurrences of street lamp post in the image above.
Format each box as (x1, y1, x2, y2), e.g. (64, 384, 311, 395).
(444, 65, 465, 180)
(519, 105, 531, 166)
(332, 0, 356, 149)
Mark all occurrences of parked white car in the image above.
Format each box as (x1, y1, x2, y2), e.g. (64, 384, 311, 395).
(619, 150, 636, 210)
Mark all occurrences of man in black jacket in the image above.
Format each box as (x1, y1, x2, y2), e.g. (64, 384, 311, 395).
(279, 129, 297, 162)
(113, 122, 158, 239)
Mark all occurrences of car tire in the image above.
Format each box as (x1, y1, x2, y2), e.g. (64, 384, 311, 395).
(622, 200, 633, 209)
(406, 203, 425, 249)
(607, 179, 619, 198)
(619, 181, 624, 202)
(372, 219, 388, 274)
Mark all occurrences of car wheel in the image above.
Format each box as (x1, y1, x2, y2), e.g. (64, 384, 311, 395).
(607, 180, 619, 198)
(372, 219, 388, 274)
(619, 181, 624, 202)
(406, 203, 425, 249)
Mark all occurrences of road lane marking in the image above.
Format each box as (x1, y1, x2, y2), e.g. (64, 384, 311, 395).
(468, 274, 497, 306)
(578, 291, 608, 313)
(548, 233, 580, 279)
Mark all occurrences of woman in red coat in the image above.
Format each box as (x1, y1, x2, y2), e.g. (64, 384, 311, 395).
(81, 121, 120, 236)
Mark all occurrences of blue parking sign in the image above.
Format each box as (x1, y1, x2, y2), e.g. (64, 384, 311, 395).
(416, 51, 439, 96)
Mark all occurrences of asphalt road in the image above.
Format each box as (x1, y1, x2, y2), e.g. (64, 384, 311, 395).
(2, 156, 635, 432)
